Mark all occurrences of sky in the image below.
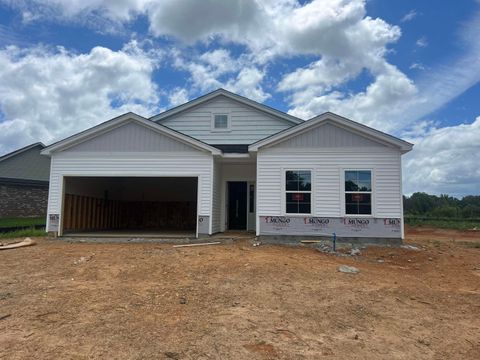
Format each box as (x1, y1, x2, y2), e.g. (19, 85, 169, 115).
(0, 0, 479, 197)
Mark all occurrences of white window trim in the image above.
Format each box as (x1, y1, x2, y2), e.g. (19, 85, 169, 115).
(341, 168, 375, 217)
(283, 168, 314, 216)
(211, 113, 231, 132)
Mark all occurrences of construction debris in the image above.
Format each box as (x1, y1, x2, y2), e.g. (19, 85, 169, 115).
(73, 255, 94, 265)
(0, 237, 36, 250)
(173, 242, 221, 248)
(338, 265, 360, 274)
(0, 314, 12, 321)
(350, 248, 361, 256)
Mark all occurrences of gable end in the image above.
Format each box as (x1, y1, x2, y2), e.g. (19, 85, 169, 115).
(65, 121, 197, 153)
(271, 121, 389, 149)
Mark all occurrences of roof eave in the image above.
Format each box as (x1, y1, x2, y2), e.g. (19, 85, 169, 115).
(248, 112, 414, 152)
(41, 112, 222, 156)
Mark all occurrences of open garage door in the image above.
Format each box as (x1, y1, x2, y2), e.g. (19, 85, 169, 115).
(61, 176, 198, 237)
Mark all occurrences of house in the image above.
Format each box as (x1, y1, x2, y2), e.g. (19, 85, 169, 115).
(0, 142, 51, 218)
(41, 89, 413, 243)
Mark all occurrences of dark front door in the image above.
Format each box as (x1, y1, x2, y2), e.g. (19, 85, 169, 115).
(228, 182, 247, 230)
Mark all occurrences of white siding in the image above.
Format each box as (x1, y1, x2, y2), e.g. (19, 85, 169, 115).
(66, 121, 195, 152)
(272, 122, 385, 149)
(160, 95, 293, 144)
(257, 147, 402, 219)
(46, 152, 213, 233)
(211, 159, 222, 234)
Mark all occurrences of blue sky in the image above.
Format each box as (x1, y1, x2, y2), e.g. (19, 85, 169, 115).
(0, 0, 479, 196)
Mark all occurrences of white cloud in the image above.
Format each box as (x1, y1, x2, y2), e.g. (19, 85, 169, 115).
(403, 117, 480, 196)
(401, 9, 418, 23)
(225, 67, 270, 102)
(409, 62, 425, 70)
(416, 36, 428, 48)
(147, 0, 261, 44)
(278, 57, 363, 93)
(171, 49, 269, 102)
(286, 64, 418, 131)
(168, 87, 189, 107)
(0, 41, 161, 154)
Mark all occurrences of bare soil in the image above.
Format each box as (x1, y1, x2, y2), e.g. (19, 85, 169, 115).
(1, 227, 479, 359)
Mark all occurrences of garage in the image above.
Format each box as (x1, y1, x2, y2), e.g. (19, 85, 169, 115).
(61, 176, 198, 237)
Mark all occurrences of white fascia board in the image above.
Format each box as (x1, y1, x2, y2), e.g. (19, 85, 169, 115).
(150, 89, 304, 125)
(249, 112, 413, 153)
(41, 112, 221, 156)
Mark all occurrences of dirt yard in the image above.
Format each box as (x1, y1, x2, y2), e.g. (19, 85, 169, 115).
(1, 227, 479, 359)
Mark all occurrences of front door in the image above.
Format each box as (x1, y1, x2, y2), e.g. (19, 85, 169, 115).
(228, 182, 247, 230)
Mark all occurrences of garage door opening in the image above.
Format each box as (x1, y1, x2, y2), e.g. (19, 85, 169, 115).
(61, 176, 198, 237)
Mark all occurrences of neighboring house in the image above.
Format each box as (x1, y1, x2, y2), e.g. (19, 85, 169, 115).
(0, 143, 51, 218)
(41, 89, 413, 243)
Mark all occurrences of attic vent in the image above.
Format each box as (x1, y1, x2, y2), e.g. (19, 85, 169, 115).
(212, 114, 230, 131)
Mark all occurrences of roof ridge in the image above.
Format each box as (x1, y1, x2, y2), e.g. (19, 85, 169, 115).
(0, 142, 45, 162)
(149, 88, 304, 125)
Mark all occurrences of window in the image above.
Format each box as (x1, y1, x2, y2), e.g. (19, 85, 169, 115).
(212, 114, 229, 131)
(285, 170, 311, 214)
(345, 170, 372, 215)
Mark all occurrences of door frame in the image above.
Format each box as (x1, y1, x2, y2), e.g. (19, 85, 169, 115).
(226, 181, 248, 230)
(58, 174, 200, 237)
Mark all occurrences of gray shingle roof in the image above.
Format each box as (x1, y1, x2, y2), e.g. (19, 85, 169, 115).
(0, 143, 51, 182)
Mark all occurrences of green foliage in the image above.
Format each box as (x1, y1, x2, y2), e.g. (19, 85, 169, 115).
(404, 193, 480, 219)
(0, 217, 46, 229)
(404, 193, 480, 229)
(404, 217, 480, 230)
(0, 228, 46, 239)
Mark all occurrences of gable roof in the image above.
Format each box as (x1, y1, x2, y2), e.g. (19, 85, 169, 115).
(0, 142, 50, 182)
(0, 142, 45, 162)
(41, 112, 222, 156)
(150, 88, 304, 125)
(248, 112, 414, 153)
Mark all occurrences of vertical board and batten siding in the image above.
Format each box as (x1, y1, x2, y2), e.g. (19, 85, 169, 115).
(276, 122, 384, 148)
(211, 159, 222, 234)
(45, 121, 215, 233)
(67, 121, 196, 152)
(256, 122, 403, 220)
(160, 95, 294, 144)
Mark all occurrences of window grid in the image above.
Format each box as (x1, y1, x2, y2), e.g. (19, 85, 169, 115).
(285, 170, 312, 214)
(345, 170, 372, 215)
(212, 114, 229, 131)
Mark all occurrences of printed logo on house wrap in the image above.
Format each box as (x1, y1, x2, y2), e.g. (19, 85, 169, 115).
(304, 217, 330, 230)
(341, 218, 370, 232)
(264, 216, 290, 225)
(383, 218, 401, 227)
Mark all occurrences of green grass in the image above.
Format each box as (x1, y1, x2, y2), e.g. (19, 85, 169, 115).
(0, 228, 46, 239)
(0, 217, 46, 229)
(405, 217, 480, 230)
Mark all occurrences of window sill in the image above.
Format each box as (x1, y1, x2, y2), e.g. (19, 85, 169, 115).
(342, 214, 374, 217)
(285, 213, 313, 216)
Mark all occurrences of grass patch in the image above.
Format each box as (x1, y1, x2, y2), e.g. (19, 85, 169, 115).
(0, 217, 46, 229)
(461, 242, 480, 249)
(0, 228, 46, 239)
(405, 217, 480, 230)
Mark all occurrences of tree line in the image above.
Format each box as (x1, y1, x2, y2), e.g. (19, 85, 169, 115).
(403, 193, 480, 218)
